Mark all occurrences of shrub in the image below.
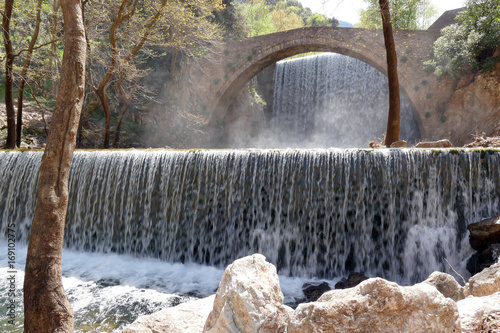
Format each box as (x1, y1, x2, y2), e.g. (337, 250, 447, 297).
(425, 0, 500, 77)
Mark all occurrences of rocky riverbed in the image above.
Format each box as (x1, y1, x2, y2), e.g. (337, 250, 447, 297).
(123, 254, 500, 333)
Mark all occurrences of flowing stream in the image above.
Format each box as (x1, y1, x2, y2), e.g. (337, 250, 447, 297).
(1, 149, 499, 331)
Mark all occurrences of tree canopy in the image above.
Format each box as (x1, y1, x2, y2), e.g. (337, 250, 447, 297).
(234, 0, 338, 37)
(357, 0, 438, 29)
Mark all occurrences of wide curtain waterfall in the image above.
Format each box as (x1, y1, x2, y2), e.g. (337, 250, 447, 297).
(250, 53, 421, 148)
(1, 149, 499, 284)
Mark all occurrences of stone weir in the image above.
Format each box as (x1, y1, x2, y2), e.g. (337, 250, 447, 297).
(1, 149, 499, 284)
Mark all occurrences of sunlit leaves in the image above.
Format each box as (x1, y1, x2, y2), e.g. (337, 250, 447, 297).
(357, 0, 438, 29)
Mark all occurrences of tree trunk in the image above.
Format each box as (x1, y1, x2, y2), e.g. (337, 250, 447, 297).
(112, 100, 131, 147)
(2, 0, 16, 149)
(379, 0, 400, 147)
(96, 86, 112, 148)
(16, 0, 44, 147)
(23, 0, 86, 331)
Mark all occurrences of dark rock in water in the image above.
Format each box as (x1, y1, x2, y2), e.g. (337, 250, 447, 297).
(468, 214, 500, 251)
(335, 272, 369, 289)
(302, 281, 331, 302)
(467, 243, 500, 275)
(96, 278, 121, 287)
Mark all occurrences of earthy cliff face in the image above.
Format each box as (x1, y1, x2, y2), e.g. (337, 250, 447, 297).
(441, 52, 500, 146)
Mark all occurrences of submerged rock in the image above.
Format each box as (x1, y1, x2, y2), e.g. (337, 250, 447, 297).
(289, 278, 460, 333)
(302, 281, 331, 302)
(203, 254, 292, 333)
(334, 272, 369, 289)
(466, 243, 500, 275)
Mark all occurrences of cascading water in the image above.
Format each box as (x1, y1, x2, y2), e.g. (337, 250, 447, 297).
(2, 150, 499, 280)
(263, 53, 420, 148)
(1, 149, 500, 331)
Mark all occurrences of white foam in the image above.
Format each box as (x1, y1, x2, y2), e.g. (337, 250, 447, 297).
(0, 241, 330, 332)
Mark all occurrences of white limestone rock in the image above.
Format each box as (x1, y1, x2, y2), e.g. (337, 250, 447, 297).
(424, 271, 465, 301)
(122, 295, 215, 333)
(203, 254, 292, 333)
(465, 261, 500, 297)
(457, 292, 500, 332)
(288, 278, 461, 333)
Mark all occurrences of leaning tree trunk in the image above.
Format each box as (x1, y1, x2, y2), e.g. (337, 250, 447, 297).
(379, 0, 401, 147)
(23, 0, 86, 331)
(2, 0, 16, 149)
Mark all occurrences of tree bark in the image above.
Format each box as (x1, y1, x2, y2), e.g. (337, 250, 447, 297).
(2, 0, 16, 149)
(379, 0, 401, 147)
(16, 0, 44, 148)
(112, 72, 137, 147)
(23, 0, 86, 331)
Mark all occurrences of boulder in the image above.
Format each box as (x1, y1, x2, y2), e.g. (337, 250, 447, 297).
(465, 261, 500, 297)
(302, 281, 331, 302)
(122, 295, 215, 333)
(288, 278, 460, 333)
(423, 271, 465, 302)
(203, 254, 292, 333)
(414, 139, 453, 148)
(468, 214, 500, 251)
(457, 292, 500, 332)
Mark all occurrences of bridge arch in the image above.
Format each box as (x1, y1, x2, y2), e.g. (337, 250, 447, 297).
(204, 27, 441, 139)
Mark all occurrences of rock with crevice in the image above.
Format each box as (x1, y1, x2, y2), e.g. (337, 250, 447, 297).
(423, 271, 464, 302)
(288, 278, 461, 333)
(465, 261, 500, 297)
(203, 254, 292, 333)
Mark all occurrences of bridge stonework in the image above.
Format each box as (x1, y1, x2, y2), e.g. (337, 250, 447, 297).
(187, 27, 457, 142)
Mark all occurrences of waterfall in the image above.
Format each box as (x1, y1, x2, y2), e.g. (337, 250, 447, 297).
(1, 149, 499, 284)
(268, 53, 420, 148)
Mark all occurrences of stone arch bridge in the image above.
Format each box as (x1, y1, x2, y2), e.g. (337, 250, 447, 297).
(185, 26, 455, 141)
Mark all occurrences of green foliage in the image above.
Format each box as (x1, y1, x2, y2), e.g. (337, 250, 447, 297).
(235, 0, 276, 37)
(233, 0, 338, 37)
(306, 13, 330, 27)
(425, 0, 500, 77)
(357, 0, 438, 29)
